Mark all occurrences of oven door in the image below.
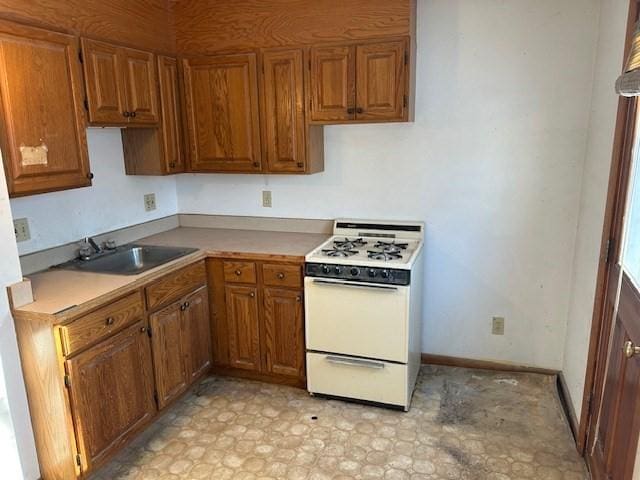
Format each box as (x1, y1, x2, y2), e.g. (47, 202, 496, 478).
(304, 277, 409, 362)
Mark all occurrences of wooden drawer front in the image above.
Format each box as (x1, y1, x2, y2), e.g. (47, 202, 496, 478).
(146, 261, 206, 311)
(61, 291, 143, 356)
(262, 264, 302, 288)
(223, 261, 257, 284)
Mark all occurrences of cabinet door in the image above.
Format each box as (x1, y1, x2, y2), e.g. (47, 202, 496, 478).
(0, 21, 90, 197)
(309, 45, 355, 122)
(356, 40, 407, 121)
(183, 53, 262, 172)
(262, 49, 306, 173)
(66, 321, 155, 473)
(149, 302, 187, 409)
(121, 47, 159, 124)
(158, 55, 185, 173)
(182, 287, 212, 381)
(263, 288, 304, 378)
(225, 285, 261, 371)
(81, 38, 127, 124)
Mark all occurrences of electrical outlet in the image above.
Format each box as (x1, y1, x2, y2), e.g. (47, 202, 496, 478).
(492, 317, 505, 335)
(13, 218, 30, 242)
(144, 193, 156, 212)
(262, 190, 272, 208)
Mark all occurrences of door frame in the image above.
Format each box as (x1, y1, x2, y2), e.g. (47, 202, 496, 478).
(578, 0, 640, 454)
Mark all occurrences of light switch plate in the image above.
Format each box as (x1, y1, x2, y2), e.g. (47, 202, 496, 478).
(262, 190, 272, 208)
(144, 193, 156, 212)
(14, 218, 30, 242)
(492, 317, 505, 335)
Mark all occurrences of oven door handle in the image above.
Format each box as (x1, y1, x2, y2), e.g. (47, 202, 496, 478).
(325, 355, 386, 369)
(311, 279, 398, 291)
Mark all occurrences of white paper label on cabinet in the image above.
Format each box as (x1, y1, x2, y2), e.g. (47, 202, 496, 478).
(20, 143, 48, 166)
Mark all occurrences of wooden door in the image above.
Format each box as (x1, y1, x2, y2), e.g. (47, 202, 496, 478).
(309, 45, 355, 122)
(182, 287, 212, 381)
(158, 55, 185, 173)
(182, 53, 262, 172)
(586, 99, 640, 478)
(225, 285, 261, 371)
(149, 302, 187, 409)
(263, 288, 304, 378)
(262, 49, 306, 173)
(65, 321, 155, 473)
(356, 40, 407, 121)
(121, 47, 159, 124)
(0, 20, 90, 197)
(81, 38, 127, 124)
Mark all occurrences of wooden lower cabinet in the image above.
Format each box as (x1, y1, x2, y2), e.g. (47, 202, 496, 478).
(65, 320, 156, 473)
(183, 287, 212, 381)
(208, 258, 306, 386)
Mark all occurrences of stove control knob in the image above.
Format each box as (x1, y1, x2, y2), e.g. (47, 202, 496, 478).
(350, 267, 360, 276)
(322, 265, 331, 274)
(380, 270, 390, 279)
(368, 268, 377, 278)
(334, 266, 342, 274)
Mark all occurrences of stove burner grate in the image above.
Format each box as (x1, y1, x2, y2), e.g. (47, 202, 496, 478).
(367, 250, 403, 261)
(374, 241, 408, 254)
(322, 249, 358, 257)
(333, 237, 367, 250)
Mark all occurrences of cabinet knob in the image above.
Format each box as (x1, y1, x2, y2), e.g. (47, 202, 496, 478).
(356, 107, 364, 114)
(184, 301, 190, 309)
(180, 304, 186, 311)
(140, 326, 147, 333)
(106, 317, 115, 326)
(249, 292, 255, 298)
(277, 273, 285, 280)
(123, 111, 130, 117)
(347, 107, 355, 115)
(296, 296, 302, 302)
(86, 172, 94, 180)
(130, 111, 137, 118)
(169, 162, 176, 169)
(235, 270, 242, 276)
(296, 162, 304, 169)
(252, 162, 260, 168)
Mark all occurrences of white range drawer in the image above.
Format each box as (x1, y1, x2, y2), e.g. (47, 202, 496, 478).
(306, 352, 409, 408)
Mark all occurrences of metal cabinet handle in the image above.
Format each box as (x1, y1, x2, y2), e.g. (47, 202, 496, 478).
(184, 301, 190, 309)
(123, 111, 130, 117)
(325, 356, 385, 370)
(623, 340, 640, 358)
(235, 270, 242, 276)
(106, 317, 115, 326)
(130, 111, 137, 118)
(312, 279, 398, 291)
(277, 273, 285, 280)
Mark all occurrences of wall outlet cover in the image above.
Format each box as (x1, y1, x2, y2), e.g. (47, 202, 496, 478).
(262, 190, 272, 208)
(14, 218, 30, 242)
(492, 316, 505, 335)
(144, 193, 157, 212)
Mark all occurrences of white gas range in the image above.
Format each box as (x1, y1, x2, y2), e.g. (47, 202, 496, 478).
(304, 219, 424, 411)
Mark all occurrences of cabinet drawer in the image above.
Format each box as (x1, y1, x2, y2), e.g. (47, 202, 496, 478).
(262, 264, 302, 288)
(223, 261, 257, 284)
(60, 291, 144, 356)
(146, 261, 206, 311)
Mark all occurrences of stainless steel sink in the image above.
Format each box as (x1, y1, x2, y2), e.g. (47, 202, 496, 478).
(55, 244, 198, 275)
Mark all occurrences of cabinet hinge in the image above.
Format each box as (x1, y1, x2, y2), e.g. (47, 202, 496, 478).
(78, 50, 83, 64)
(605, 238, 614, 264)
(64, 375, 71, 388)
(75, 454, 82, 467)
(83, 98, 89, 111)
(147, 326, 153, 338)
(403, 94, 408, 108)
(404, 52, 409, 66)
(153, 391, 159, 406)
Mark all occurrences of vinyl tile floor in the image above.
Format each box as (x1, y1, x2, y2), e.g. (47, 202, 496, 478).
(91, 365, 588, 480)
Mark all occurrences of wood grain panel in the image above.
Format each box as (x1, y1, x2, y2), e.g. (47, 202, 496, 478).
(262, 263, 302, 288)
(223, 261, 257, 284)
(0, 0, 173, 52)
(356, 39, 407, 121)
(182, 286, 212, 381)
(262, 48, 306, 173)
(225, 285, 261, 371)
(145, 261, 206, 311)
(121, 46, 159, 124)
(0, 20, 91, 197)
(60, 291, 143, 356)
(66, 320, 156, 473)
(263, 288, 304, 378)
(157, 55, 185, 173)
(149, 301, 188, 409)
(182, 53, 262, 172)
(207, 259, 231, 366)
(309, 45, 355, 122)
(173, 0, 413, 54)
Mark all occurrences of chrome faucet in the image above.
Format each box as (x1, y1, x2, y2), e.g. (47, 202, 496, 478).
(85, 237, 103, 254)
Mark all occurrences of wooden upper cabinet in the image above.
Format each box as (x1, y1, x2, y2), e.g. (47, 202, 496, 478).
(356, 40, 407, 121)
(309, 45, 355, 122)
(262, 49, 306, 173)
(263, 288, 304, 379)
(82, 38, 159, 126)
(121, 48, 159, 124)
(182, 287, 212, 381)
(65, 321, 155, 473)
(182, 53, 262, 172)
(0, 20, 90, 197)
(225, 285, 261, 371)
(149, 302, 188, 409)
